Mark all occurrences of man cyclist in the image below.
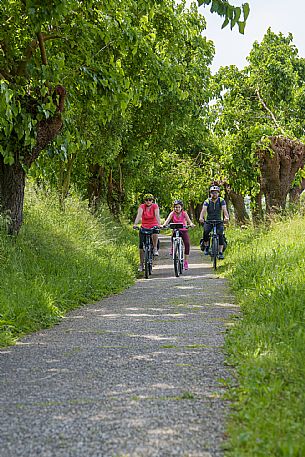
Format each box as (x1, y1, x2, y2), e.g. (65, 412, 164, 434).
(133, 193, 161, 271)
(199, 185, 229, 259)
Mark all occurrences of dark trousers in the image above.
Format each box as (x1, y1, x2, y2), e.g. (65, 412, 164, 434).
(203, 221, 225, 245)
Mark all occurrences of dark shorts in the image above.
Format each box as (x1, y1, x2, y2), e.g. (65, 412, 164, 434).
(139, 227, 159, 249)
(203, 221, 225, 245)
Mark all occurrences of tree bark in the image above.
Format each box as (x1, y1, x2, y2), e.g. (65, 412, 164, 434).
(0, 86, 66, 234)
(0, 157, 26, 235)
(58, 154, 75, 211)
(251, 190, 264, 225)
(107, 165, 125, 217)
(289, 177, 305, 204)
(258, 136, 305, 214)
(87, 164, 105, 212)
(221, 181, 249, 225)
(227, 190, 249, 225)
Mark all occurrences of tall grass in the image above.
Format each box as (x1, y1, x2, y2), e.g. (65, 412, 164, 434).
(0, 188, 138, 347)
(223, 216, 305, 456)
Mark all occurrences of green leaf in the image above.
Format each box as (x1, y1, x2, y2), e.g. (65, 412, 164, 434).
(242, 3, 250, 21)
(234, 7, 241, 23)
(238, 21, 245, 34)
(221, 17, 230, 29)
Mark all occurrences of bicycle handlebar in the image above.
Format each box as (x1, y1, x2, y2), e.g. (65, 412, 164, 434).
(162, 224, 192, 229)
(203, 220, 224, 224)
(133, 225, 160, 231)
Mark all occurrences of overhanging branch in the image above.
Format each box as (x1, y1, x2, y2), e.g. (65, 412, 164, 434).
(16, 33, 63, 76)
(37, 32, 47, 65)
(255, 88, 284, 133)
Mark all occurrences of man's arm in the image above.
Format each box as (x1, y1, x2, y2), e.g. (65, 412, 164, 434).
(199, 205, 207, 224)
(223, 205, 229, 222)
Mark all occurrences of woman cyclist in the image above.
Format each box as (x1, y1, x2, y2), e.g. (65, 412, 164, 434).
(163, 200, 195, 270)
(133, 193, 161, 272)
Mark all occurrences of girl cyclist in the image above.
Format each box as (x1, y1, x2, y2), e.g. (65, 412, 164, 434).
(163, 200, 195, 270)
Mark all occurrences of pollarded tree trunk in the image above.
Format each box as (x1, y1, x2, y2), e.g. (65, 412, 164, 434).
(258, 136, 305, 214)
(0, 157, 26, 235)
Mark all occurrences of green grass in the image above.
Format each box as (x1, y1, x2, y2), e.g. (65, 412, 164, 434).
(222, 216, 305, 456)
(0, 188, 138, 346)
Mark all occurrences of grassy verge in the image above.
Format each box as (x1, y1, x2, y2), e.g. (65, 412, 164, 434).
(222, 216, 305, 456)
(0, 188, 138, 347)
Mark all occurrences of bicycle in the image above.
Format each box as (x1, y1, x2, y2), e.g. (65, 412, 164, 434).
(135, 226, 160, 279)
(207, 220, 223, 271)
(165, 223, 189, 277)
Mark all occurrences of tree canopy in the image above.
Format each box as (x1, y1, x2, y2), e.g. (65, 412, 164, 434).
(211, 28, 305, 215)
(2, 0, 305, 231)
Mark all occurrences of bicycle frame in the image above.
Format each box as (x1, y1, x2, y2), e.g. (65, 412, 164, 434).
(139, 226, 159, 279)
(207, 220, 223, 271)
(168, 223, 185, 277)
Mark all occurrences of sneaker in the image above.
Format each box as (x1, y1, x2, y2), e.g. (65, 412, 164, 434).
(138, 264, 144, 272)
(204, 247, 209, 256)
(153, 248, 159, 256)
(184, 260, 189, 270)
(218, 252, 224, 260)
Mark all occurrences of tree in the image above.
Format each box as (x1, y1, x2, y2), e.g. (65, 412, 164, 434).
(1, 0, 214, 232)
(258, 136, 305, 212)
(212, 29, 305, 218)
(38, 0, 215, 218)
(0, 1, 70, 232)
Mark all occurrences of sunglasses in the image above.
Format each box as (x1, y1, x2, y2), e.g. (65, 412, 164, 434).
(145, 198, 153, 201)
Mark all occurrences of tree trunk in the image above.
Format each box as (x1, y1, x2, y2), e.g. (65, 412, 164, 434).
(251, 190, 264, 225)
(194, 203, 203, 222)
(0, 86, 66, 234)
(0, 156, 26, 234)
(87, 164, 105, 212)
(227, 190, 249, 225)
(107, 165, 125, 217)
(258, 136, 305, 214)
(58, 154, 75, 211)
(289, 177, 305, 204)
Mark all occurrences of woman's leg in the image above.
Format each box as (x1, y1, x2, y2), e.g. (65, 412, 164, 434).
(152, 233, 158, 248)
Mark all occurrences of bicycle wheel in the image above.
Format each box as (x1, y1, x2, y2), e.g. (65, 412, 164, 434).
(212, 236, 218, 270)
(149, 246, 153, 275)
(174, 244, 180, 277)
(144, 248, 150, 279)
(179, 240, 184, 274)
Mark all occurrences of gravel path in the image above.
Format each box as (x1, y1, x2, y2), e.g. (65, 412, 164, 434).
(0, 235, 238, 457)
